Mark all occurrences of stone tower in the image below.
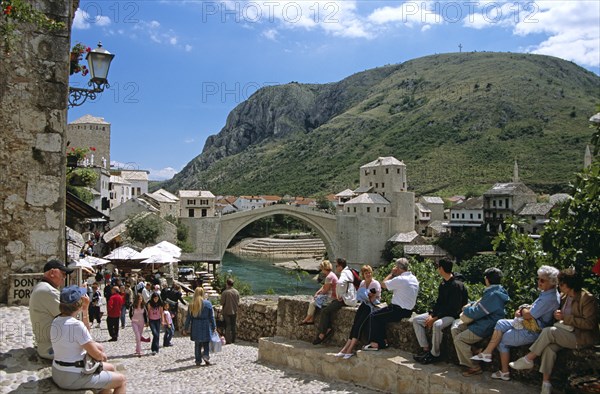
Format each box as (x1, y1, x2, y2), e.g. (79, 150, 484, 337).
(337, 157, 415, 265)
(67, 115, 111, 168)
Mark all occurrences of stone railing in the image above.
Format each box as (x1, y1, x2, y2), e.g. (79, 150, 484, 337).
(213, 296, 598, 392)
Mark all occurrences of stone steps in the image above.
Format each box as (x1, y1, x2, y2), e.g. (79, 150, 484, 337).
(239, 238, 325, 256)
(258, 336, 539, 394)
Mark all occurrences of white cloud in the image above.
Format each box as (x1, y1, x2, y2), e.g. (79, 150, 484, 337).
(132, 20, 191, 51)
(184, 138, 196, 144)
(421, 25, 431, 32)
(73, 8, 111, 30)
(464, 1, 600, 67)
(184, 44, 193, 52)
(262, 28, 279, 41)
(148, 167, 178, 181)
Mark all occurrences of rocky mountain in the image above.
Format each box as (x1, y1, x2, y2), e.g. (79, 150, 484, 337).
(162, 52, 599, 197)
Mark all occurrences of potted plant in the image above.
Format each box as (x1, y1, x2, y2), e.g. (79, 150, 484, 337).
(70, 42, 90, 76)
(66, 146, 95, 167)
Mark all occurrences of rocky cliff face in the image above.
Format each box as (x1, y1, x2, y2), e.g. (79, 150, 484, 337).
(164, 65, 401, 187)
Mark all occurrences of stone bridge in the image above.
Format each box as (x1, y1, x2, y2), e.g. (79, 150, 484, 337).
(181, 205, 339, 262)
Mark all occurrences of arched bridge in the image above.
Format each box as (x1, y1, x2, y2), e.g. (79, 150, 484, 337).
(182, 205, 339, 262)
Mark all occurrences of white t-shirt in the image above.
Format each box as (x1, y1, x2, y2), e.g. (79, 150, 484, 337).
(51, 316, 92, 372)
(384, 271, 420, 310)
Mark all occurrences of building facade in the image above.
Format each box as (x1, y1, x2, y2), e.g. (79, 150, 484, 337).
(179, 190, 216, 218)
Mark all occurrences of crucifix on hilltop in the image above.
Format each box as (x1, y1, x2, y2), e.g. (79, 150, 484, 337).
(459, 43, 463, 53)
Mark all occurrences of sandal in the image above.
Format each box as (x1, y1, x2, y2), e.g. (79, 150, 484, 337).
(362, 344, 379, 351)
(471, 353, 492, 362)
(491, 370, 510, 381)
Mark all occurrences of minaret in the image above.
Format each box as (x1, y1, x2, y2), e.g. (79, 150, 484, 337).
(584, 145, 592, 169)
(512, 160, 519, 183)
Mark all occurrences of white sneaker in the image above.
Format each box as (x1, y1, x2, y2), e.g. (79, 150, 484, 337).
(541, 382, 552, 394)
(343, 353, 354, 359)
(491, 370, 510, 381)
(334, 352, 345, 357)
(509, 356, 534, 370)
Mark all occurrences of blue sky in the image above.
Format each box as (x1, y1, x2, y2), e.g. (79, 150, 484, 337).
(68, 1, 600, 180)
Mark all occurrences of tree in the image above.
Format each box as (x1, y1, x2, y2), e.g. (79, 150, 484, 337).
(126, 214, 163, 246)
(540, 110, 600, 297)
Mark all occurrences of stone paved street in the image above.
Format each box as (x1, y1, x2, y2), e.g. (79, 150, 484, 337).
(0, 305, 380, 393)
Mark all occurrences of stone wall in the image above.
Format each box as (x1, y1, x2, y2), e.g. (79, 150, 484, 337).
(249, 297, 599, 391)
(0, 0, 77, 303)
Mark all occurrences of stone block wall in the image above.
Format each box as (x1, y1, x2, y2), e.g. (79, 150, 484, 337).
(0, 0, 77, 304)
(251, 296, 600, 391)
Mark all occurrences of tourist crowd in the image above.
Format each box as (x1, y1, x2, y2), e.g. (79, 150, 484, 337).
(27, 257, 598, 394)
(301, 257, 599, 394)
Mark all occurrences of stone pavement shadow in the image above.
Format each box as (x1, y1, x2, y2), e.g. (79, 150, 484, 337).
(0, 347, 50, 374)
(161, 363, 203, 373)
(10, 377, 89, 394)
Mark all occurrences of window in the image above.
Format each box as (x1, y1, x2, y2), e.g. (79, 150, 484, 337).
(353, 207, 356, 213)
(188, 199, 196, 205)
(386, 168, 389, 174)
(137, 187, 141, 195)
(377, 207, 380, 213)
(200, 199, 208, 205)
(369, 182, 373, 187)
(383, 207, 386, 213)
(461, 213, 465, 219)
(373, 170, 376, 175)
(452, 213, 455, 219)
(201, 209, 207, 217)
(189, 209, 195, 217)
(347, 207, 350, 213)
(470, 213, 473, 219)
(493, 200, 496, 207)
(375, 183, 378, 188)
(381, 182, 385, 188)
(505, 198, 509, 208)
(478, 213, 481, 219)
(499, 200, 503, 207)
(397, 169, 400, 174)
(532, 216, 536, 220)
(367, 207, 370, 213)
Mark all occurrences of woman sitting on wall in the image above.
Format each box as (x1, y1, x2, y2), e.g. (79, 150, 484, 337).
(335, 264, 381, 359)
(470, 265, 560, 381)
(299, 260, 338, 326)
(509, 268, 600, 394)
(51, 285, 126, 393)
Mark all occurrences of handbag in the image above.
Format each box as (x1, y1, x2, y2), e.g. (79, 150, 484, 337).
(82, 353, 103, 375)
(210, 331, 222, 353)
(341, 282, 358, 307)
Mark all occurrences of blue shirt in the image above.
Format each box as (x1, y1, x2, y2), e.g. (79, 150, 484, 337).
(530, 288, 560, 328)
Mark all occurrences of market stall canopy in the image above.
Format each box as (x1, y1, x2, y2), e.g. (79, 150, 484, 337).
(153, 241, 182, 258)
(81, 255, 110, 266)
(104, 246, 143, 260)
(139, 246, 180, 264)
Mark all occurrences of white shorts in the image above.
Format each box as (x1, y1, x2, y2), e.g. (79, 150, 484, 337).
(52, 365, 113, 390)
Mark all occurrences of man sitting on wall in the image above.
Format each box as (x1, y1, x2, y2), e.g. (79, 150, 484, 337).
(29, 260, 90, 359)
(413, 259, 469, 364)
(362, 258, 420, 351)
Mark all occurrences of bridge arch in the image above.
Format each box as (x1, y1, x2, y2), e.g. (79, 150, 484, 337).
(218, 205, 338, 261)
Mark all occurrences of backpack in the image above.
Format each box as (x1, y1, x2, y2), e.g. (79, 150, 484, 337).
(349, 268, 361, 290)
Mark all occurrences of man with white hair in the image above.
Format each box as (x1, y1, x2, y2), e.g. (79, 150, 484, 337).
(362, 258, 419, 351)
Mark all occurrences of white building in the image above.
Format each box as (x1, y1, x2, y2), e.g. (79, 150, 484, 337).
(233, 196, 266, 211)
(144, 189, 180, 219)
(112, 169, 149, 198)
(445, 196, 484, 232)
(179, 190, 216, 218)
(109, 175, 132, 209)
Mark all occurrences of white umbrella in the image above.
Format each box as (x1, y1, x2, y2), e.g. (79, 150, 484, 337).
(104, 246, 143, 260)
(82, 255, 110, 266)
(153, 241, 182, 258)
(71, 259, 94, 270)
(140, 254, 180, 264)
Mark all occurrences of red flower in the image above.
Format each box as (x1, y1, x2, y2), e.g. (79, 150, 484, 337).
(86, 47, 91, 53)
(3, 5, 12, 15)
(90, 147, 96, 151)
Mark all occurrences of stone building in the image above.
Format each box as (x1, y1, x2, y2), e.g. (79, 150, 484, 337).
(0, 1, 77, 303)
(337, 157, 415, 265)
(67, 114, 111, 168)
(179, 190, 216, 218)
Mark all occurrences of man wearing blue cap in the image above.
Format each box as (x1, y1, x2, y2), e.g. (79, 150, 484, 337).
(29, 260, 90, 360)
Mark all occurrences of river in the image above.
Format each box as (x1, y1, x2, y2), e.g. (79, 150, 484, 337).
(220, 252, 320, 295)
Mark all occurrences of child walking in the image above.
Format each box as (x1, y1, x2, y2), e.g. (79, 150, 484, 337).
(130, 294, 148, 356)
(163, 302, 175, 347)
(146, 292, 164, 355)
(183, 287, 216, 366)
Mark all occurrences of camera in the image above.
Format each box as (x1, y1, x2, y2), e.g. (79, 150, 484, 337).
(369, 288, 376, 294)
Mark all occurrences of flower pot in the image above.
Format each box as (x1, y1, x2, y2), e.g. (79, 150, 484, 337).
(67, 155, 79, 168)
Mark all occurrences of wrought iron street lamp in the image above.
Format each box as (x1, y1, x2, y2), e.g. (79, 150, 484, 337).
(68, 42, 115, 108)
